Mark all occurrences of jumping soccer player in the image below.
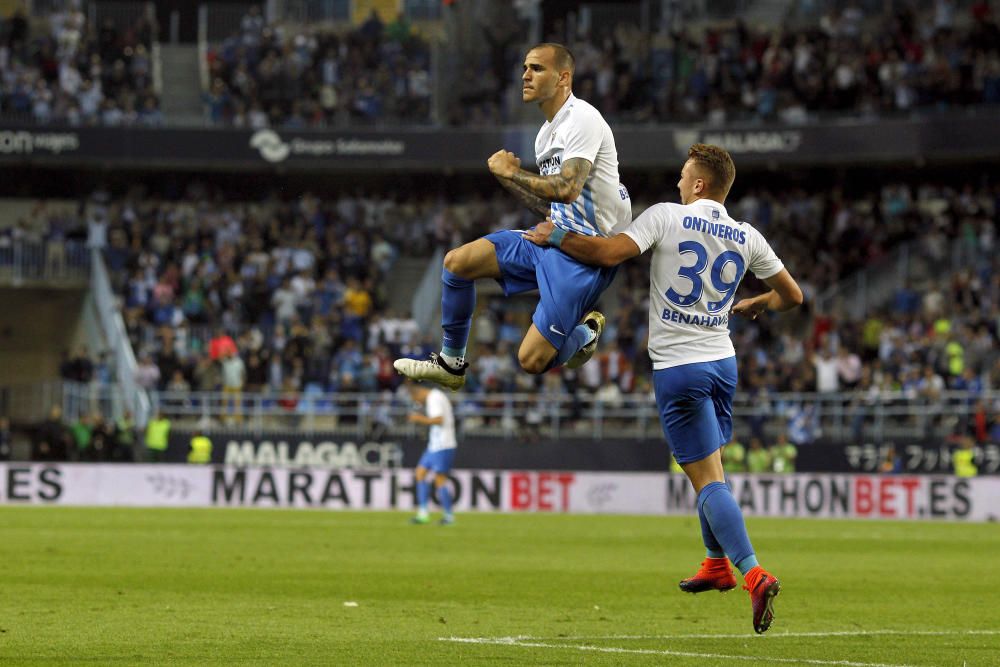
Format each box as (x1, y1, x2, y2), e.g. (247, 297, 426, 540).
(394, 43, 631, 390)
(405, 381, 458, 526)
(524, 144, 803, 634)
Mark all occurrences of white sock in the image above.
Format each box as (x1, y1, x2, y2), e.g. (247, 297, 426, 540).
(440, 352, 465, 368)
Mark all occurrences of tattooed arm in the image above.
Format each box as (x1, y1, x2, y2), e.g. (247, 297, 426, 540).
(488, 150, 593, 208)
(495, 178, 552, 218)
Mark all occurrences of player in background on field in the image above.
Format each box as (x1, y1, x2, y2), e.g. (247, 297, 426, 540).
(404, 380, 458, 525)
(524, 144, 803, 634)
(394, 43, 631, 391)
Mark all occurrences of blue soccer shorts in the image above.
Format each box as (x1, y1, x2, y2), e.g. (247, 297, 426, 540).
(653, 356, 737, 465)
(418, 448, 456, 474)
(484, 229, 618, 350)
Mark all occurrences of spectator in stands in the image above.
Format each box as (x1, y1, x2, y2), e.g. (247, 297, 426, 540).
(770, 433, 798, 473)
(69, 413, 92, 461)
(879, 444, 904, 473)
(836, 345, 863, 390)
(34, 405, 70, 461)
(787, 401, 821, 446)
(113, 411, 136, 462)
(953, 436, 978, 477)
(722, 439, 747, 473)
(221, 349, 246, 423)
(746, 438, 772, 473)
(209, 328, 238, 360)
(134, 352, 161, 390)
(143, 410, 170, 462)
(88, 413, 115, 461)
(188, 430, 213, 464)
(812, 348, 840, 393)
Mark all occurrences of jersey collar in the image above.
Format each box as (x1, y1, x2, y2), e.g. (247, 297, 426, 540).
(549, 93, 576, 125)
(696, 198, 728, 219)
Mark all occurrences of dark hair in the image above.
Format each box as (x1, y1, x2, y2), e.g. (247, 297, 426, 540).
(687, 143, 736, 198)
(528, 42, 575, 74)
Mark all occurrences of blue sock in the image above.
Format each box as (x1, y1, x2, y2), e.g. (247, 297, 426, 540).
(550, 323, 595, 369)
(441, 269, 475, 357)
(718, 474, 758, 568)
(416, 479, 430, 510)
(697, 481, 757, 575)
(698, 500, 725, 558)
(437, 483, 453, 516)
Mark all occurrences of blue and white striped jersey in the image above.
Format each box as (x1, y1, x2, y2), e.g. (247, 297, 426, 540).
(534, 94, 631, 238)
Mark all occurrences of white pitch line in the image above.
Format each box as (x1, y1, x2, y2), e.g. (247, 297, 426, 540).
(438, 636, 914, 667)
(546, 629, 1000, 640)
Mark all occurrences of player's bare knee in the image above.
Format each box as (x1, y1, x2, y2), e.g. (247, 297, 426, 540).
(443, 248, 469, 276)
(518, 352, 547, 375)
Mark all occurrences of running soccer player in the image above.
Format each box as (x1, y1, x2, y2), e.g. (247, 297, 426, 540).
(524, 143, 803, 634)
(405, 381, 458, 526)
(394, 43, 631, 390)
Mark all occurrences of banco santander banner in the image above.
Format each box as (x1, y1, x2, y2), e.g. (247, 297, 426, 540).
(2, 112, 998, 172)
(0, 465, 995, 521)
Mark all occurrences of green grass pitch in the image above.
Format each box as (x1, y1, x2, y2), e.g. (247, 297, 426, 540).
(1, 507, 998, 665)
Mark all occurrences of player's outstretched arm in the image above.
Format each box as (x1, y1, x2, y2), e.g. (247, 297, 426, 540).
(731, 269, 804, 319)
(489, 150, 592, 204)
(524, 220, 641, 268)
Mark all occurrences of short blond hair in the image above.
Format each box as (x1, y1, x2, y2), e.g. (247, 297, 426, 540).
(688, 143, 736, 199)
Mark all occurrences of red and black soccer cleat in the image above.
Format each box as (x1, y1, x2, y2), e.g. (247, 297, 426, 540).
(743, 566, 781, 634)
(678, 558, 738, 594)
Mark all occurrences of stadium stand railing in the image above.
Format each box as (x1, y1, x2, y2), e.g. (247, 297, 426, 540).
(37, 383, 993, 443)
(0, 380, 65, 425)
(200, 2, 261, 44)
(0, 239, 89, 286)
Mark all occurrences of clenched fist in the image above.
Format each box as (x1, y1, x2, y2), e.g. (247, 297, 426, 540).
(488, 149, 521, 179)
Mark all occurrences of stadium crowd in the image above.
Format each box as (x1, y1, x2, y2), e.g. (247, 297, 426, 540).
(4, 2, 999, 129)
(4, 174, 992, 444)
(0, 4, 162, 126)
(3, 170, 995, 463)
(557, 2, 1000, 125)
(199, 2, 1000, 128)
(204, 7, 432, 127)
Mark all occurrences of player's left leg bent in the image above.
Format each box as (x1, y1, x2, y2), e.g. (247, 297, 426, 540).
(440, 237, 502, 360)
(521, 250, 616, 373)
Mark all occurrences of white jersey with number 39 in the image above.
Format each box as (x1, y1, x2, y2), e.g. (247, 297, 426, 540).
(622, 200, 784, 370)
